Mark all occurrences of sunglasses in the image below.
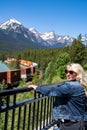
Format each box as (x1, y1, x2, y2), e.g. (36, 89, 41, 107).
(65, 70, 75, 74)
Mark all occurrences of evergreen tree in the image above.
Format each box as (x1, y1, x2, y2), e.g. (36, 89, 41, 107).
(55, 52, 70, 79)
(69, 39, 85, 64)
(43, 61, 56, 84)
(55, 52, 70, 69)
(32, 68, 41, 85)
(77, 34, 82, 41)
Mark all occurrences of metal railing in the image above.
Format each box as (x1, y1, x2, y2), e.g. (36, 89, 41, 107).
(0, 87, 56, 130)
(0, 82, 86, 130)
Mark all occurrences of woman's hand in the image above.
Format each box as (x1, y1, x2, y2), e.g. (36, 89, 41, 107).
(28, 85, 37, 90)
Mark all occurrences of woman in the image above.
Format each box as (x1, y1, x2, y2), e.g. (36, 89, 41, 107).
(28, 63, 87, 130)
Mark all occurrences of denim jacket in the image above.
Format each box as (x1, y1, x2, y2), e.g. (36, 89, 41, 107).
(36, 81, 86, 121)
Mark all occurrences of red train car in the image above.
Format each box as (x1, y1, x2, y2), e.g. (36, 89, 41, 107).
(0, 71, 7, 83)
(21, 67, 35, 80)
(7, 69, 21, 86)
(0, 66, 36, 87)
(21, 68, 31, 79)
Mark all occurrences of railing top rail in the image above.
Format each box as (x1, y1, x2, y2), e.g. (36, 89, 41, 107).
(0, 87, 33, 96)
(0, 81, 64, 97)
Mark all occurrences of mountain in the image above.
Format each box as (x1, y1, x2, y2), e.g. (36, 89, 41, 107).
(0, 18, 75, 51)
(0, 19, 45, 51)
(29, 28, 74, 47)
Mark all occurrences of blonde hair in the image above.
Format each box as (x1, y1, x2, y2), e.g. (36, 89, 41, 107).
(67, 63, 87, 92)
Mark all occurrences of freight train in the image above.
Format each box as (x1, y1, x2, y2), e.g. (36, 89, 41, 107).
(0, 67, 35, 87)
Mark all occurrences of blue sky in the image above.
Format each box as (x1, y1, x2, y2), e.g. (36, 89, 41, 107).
(0, 0, 87, 38)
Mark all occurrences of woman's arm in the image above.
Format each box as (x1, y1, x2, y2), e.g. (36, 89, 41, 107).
(28, 84, 53, 95)
(28, 82, 71, 96)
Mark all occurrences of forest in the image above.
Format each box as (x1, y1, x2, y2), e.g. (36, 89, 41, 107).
(0, 36, 87, 86)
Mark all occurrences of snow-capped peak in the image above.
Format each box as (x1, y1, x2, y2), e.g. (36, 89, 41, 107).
(1, 18, 21, 26)
(40, 31, 56, 40)
(29, 27, 41, 40)
(0, 18, 22, 29)
(29, 27, 39, 34)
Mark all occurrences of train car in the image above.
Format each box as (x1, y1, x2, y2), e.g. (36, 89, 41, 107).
(19, 60, 25, 65)
(21, 67, 32, 80)
(19, 60, 33, 67)
(0, 58, 37, 87)
(0, 71, 7, 84)
(26, 61, 32, 67)
(7, 69, 21, 86)
(21, 67, 35, 80)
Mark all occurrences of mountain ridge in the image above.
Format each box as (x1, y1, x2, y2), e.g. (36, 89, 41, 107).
(0, 18, 86, 51)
